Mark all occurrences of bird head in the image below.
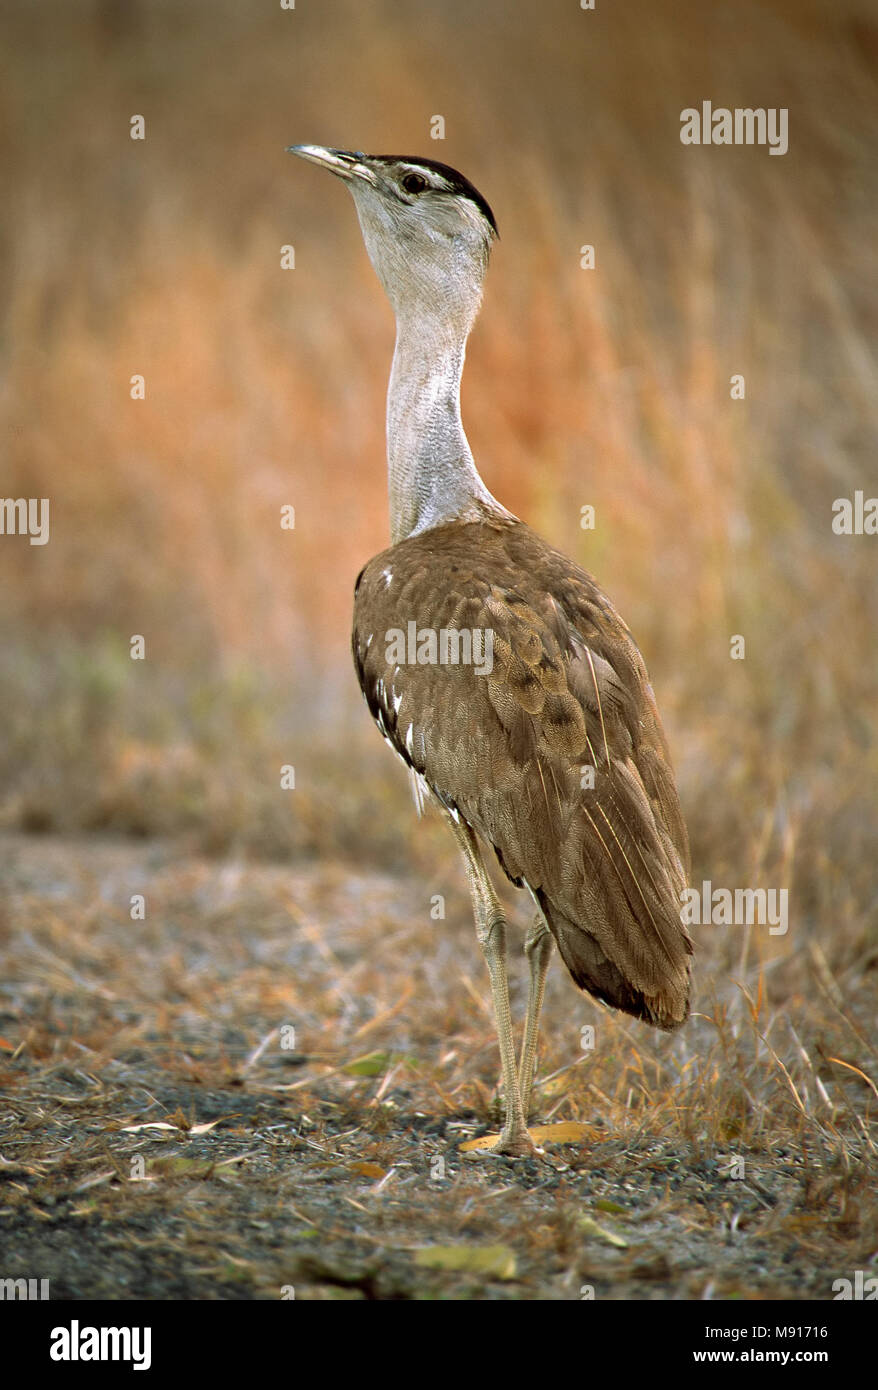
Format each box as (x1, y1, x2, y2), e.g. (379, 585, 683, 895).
(288, 146, 498, 327)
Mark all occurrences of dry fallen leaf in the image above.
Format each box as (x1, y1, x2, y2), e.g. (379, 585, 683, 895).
(342, 1050, 419, 1077)
(576, 1215, 628, 1249)
(414, 1244, 517, 1278)
(459, 1120, 593, 1152)
(120, 1118, 221, 1136)
(347, 1161, 387, 1180)
(120, 1122, 179, 1134)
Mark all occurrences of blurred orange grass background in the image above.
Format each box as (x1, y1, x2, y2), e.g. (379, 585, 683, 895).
(0, 0, 875, 968)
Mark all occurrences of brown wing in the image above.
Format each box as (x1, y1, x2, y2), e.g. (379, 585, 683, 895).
(353, 516, 692, 1030)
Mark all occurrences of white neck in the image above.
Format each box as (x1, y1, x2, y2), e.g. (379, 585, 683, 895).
(386, 305, 510, 544)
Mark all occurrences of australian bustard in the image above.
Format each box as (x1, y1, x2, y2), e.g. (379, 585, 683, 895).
(289, 146, 692, 1157)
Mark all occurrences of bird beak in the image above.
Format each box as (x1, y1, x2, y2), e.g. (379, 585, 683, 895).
(286, 145, 377, 186)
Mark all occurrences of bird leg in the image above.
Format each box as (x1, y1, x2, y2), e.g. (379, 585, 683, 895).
(518, 914, 553, 1121)
(445, 813, 537, 1157)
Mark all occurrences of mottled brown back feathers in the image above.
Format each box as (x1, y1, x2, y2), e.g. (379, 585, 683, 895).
(353, 515, 692, 1030)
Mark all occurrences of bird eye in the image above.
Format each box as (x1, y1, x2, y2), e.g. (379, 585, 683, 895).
(402, 172, 429, 195)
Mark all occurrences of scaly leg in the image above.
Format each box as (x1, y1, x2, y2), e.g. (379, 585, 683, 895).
(444, 813, 536, 1157)
(518, 913, 553, 1120)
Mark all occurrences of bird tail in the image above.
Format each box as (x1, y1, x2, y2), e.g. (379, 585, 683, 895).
(536, 893, 691, 1032)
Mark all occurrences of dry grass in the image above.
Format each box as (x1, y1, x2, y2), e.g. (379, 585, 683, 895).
(0, 0, 875, 1297)
(0, 833, 874, 1299)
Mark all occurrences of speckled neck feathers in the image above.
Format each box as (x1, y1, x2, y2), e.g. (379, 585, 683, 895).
(386, 306, 511, 544)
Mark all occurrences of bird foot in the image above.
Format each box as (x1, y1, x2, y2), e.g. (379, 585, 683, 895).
(487, 1127, 545, 1159)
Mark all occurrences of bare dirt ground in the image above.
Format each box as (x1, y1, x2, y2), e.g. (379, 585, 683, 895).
(1, 832, 874, 1302)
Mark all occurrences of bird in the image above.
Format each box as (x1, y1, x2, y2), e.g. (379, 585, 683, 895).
(288, 146, 692, 1157)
